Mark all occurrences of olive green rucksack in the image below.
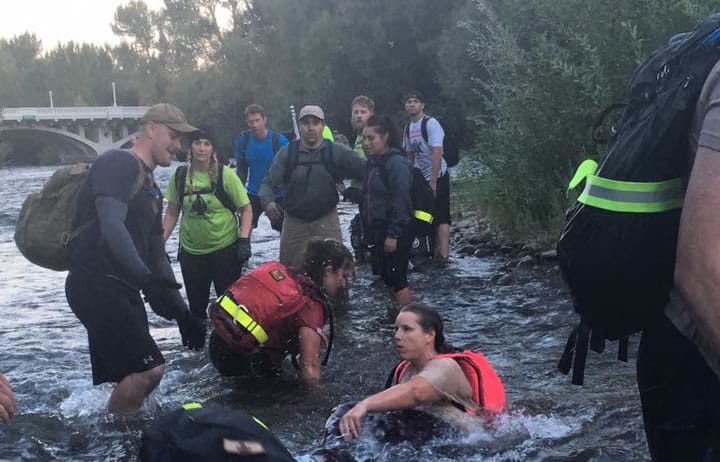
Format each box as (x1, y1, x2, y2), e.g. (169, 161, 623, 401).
(14, 158, 144, 271)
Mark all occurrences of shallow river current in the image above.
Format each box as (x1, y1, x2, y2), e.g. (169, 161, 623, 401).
(0, 165, 650, 461)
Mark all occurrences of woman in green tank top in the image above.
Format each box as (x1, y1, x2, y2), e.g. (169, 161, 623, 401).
(162, 126, 253, 326)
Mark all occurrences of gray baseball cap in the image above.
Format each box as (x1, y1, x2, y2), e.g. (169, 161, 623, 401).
(141, 103, 197, 133)
(298, 105, 325, 121)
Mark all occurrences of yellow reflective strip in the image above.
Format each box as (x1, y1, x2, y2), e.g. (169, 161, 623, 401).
(323, 125, 334, 141)
(587, 175, 684, 192)
(252, 416, 269, 430)
(182, 402, 202, 410)
(414, 210, 433, 223)
(567, 159, 598, 191)
(217, 296, 270, 344)
(578, 192, 683, 212)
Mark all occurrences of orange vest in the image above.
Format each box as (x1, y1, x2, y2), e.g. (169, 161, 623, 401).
(393, 350, 506, 416)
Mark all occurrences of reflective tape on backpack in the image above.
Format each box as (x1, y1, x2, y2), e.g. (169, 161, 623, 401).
(568, 159, 685, 213)
(252, 416, 269, 430)
(218, 295, 269, 345)
(414, 209, 433, 223)
(182, 402, 202, 410)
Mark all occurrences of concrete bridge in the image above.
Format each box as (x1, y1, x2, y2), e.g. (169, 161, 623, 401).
(0, 106, 148, 164)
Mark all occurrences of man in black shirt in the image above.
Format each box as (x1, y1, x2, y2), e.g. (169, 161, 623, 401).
(66, 103, 204, 412)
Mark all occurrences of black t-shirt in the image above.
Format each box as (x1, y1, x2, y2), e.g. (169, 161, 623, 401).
(69, 149, 163, 282)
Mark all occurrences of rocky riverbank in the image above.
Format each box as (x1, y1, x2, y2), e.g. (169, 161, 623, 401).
(452, 210, 563, 285)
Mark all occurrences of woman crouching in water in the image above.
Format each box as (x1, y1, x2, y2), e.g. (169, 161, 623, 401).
(339, 303, 505, 438)
(208, 238, 354, 384)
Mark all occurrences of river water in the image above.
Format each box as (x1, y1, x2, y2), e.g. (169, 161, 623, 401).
(0, 165, 650, 461)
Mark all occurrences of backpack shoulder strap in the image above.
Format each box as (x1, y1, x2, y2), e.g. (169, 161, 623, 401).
(175, 165, 188, 212)
(271, 131, 281, 154)
(130, 156, 148, 197)
(384, 363, 399, 389)
(283, 140, 301, 184)
(322, 139, 338, 181)
(384, 360, 411, 389)
(240, 130, 251, 160)
(421, 115, 430, 144)
(214, 166, 237, 213)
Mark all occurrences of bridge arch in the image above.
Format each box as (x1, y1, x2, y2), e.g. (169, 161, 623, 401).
(110, 134, 135, 150)
(0, 126, 100, 163)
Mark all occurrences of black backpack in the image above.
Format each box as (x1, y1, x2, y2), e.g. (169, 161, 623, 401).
(404, 115, 460, 167)
(283, 139, 338, 184)
(140, 403, 295, 462)
(556, 14, 720, 385)
(175, 165, 236, 214)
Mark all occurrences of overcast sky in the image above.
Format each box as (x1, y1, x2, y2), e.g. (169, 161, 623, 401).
(0, 0, 166, 50)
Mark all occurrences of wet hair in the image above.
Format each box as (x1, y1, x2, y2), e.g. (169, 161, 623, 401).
(351, 95, 375, 112)
(244, 103, 266, 117)
(365, 115, 402, 150)
(400, 303, 455, 353)
(300, 238, 354, 286)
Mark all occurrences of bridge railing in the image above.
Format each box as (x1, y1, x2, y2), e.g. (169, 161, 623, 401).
(0, 106, 149, 122)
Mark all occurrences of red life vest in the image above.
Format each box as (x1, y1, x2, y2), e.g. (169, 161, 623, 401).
(208, 261, 325, 354)
(392, 350, 506, 416)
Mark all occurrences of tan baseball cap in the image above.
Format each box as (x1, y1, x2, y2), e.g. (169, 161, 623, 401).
(298, 105, 325, 121)
(141, 103, 198, 133)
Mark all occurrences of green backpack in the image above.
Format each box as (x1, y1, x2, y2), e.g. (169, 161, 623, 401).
(14, 157, 145, 271)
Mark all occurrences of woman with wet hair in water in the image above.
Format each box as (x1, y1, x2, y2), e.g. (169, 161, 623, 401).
(338, 303, 506, 439)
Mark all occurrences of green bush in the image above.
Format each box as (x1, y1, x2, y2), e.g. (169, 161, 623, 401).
(461, 0, 720, 237)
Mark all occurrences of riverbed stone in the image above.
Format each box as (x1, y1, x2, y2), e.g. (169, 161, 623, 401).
(473, 248, 494, 258)
(540, 249, 558, 261)
(515, 255, 535, 269)
(459, 245, 477, 255)
(497, 273, 514, 285)
(522, 242, 542, 254)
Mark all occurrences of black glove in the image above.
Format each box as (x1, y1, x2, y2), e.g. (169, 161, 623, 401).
(265, 202, 284, 232)
(236, 237, 252, 263)
(142, 276, 185, 321)
(342, 186, 363, 204)
(177, 310, 207, 351)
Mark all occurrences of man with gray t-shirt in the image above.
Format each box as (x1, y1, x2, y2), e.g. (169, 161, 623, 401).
(402, 92, 451, 262)
(637, 60, 720, 460)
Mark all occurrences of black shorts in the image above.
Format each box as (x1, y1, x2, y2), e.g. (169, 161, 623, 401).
(433, 172, 451, 226)
(371, 227, 412, 292)
(65, 271, 164, 385)
(637, 315, 720, 461)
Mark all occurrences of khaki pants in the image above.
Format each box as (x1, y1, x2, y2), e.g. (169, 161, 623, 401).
(279, 209, 342, 268)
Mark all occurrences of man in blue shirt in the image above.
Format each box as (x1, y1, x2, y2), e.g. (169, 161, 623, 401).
(234, 104, 289, 230)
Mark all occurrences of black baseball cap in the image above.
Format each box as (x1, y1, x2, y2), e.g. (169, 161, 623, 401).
(403, 91, 425, 103)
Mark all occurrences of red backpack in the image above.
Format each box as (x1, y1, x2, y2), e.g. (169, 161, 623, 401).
(388, 350, 506, 416)
(208, 262, 329, 356)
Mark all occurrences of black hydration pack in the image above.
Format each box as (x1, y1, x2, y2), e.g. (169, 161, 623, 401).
(140, 403, 295, 462)
(284, 139, 337, 184)
(557, 14, 720, 385)
(174, 165, 236, 215)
